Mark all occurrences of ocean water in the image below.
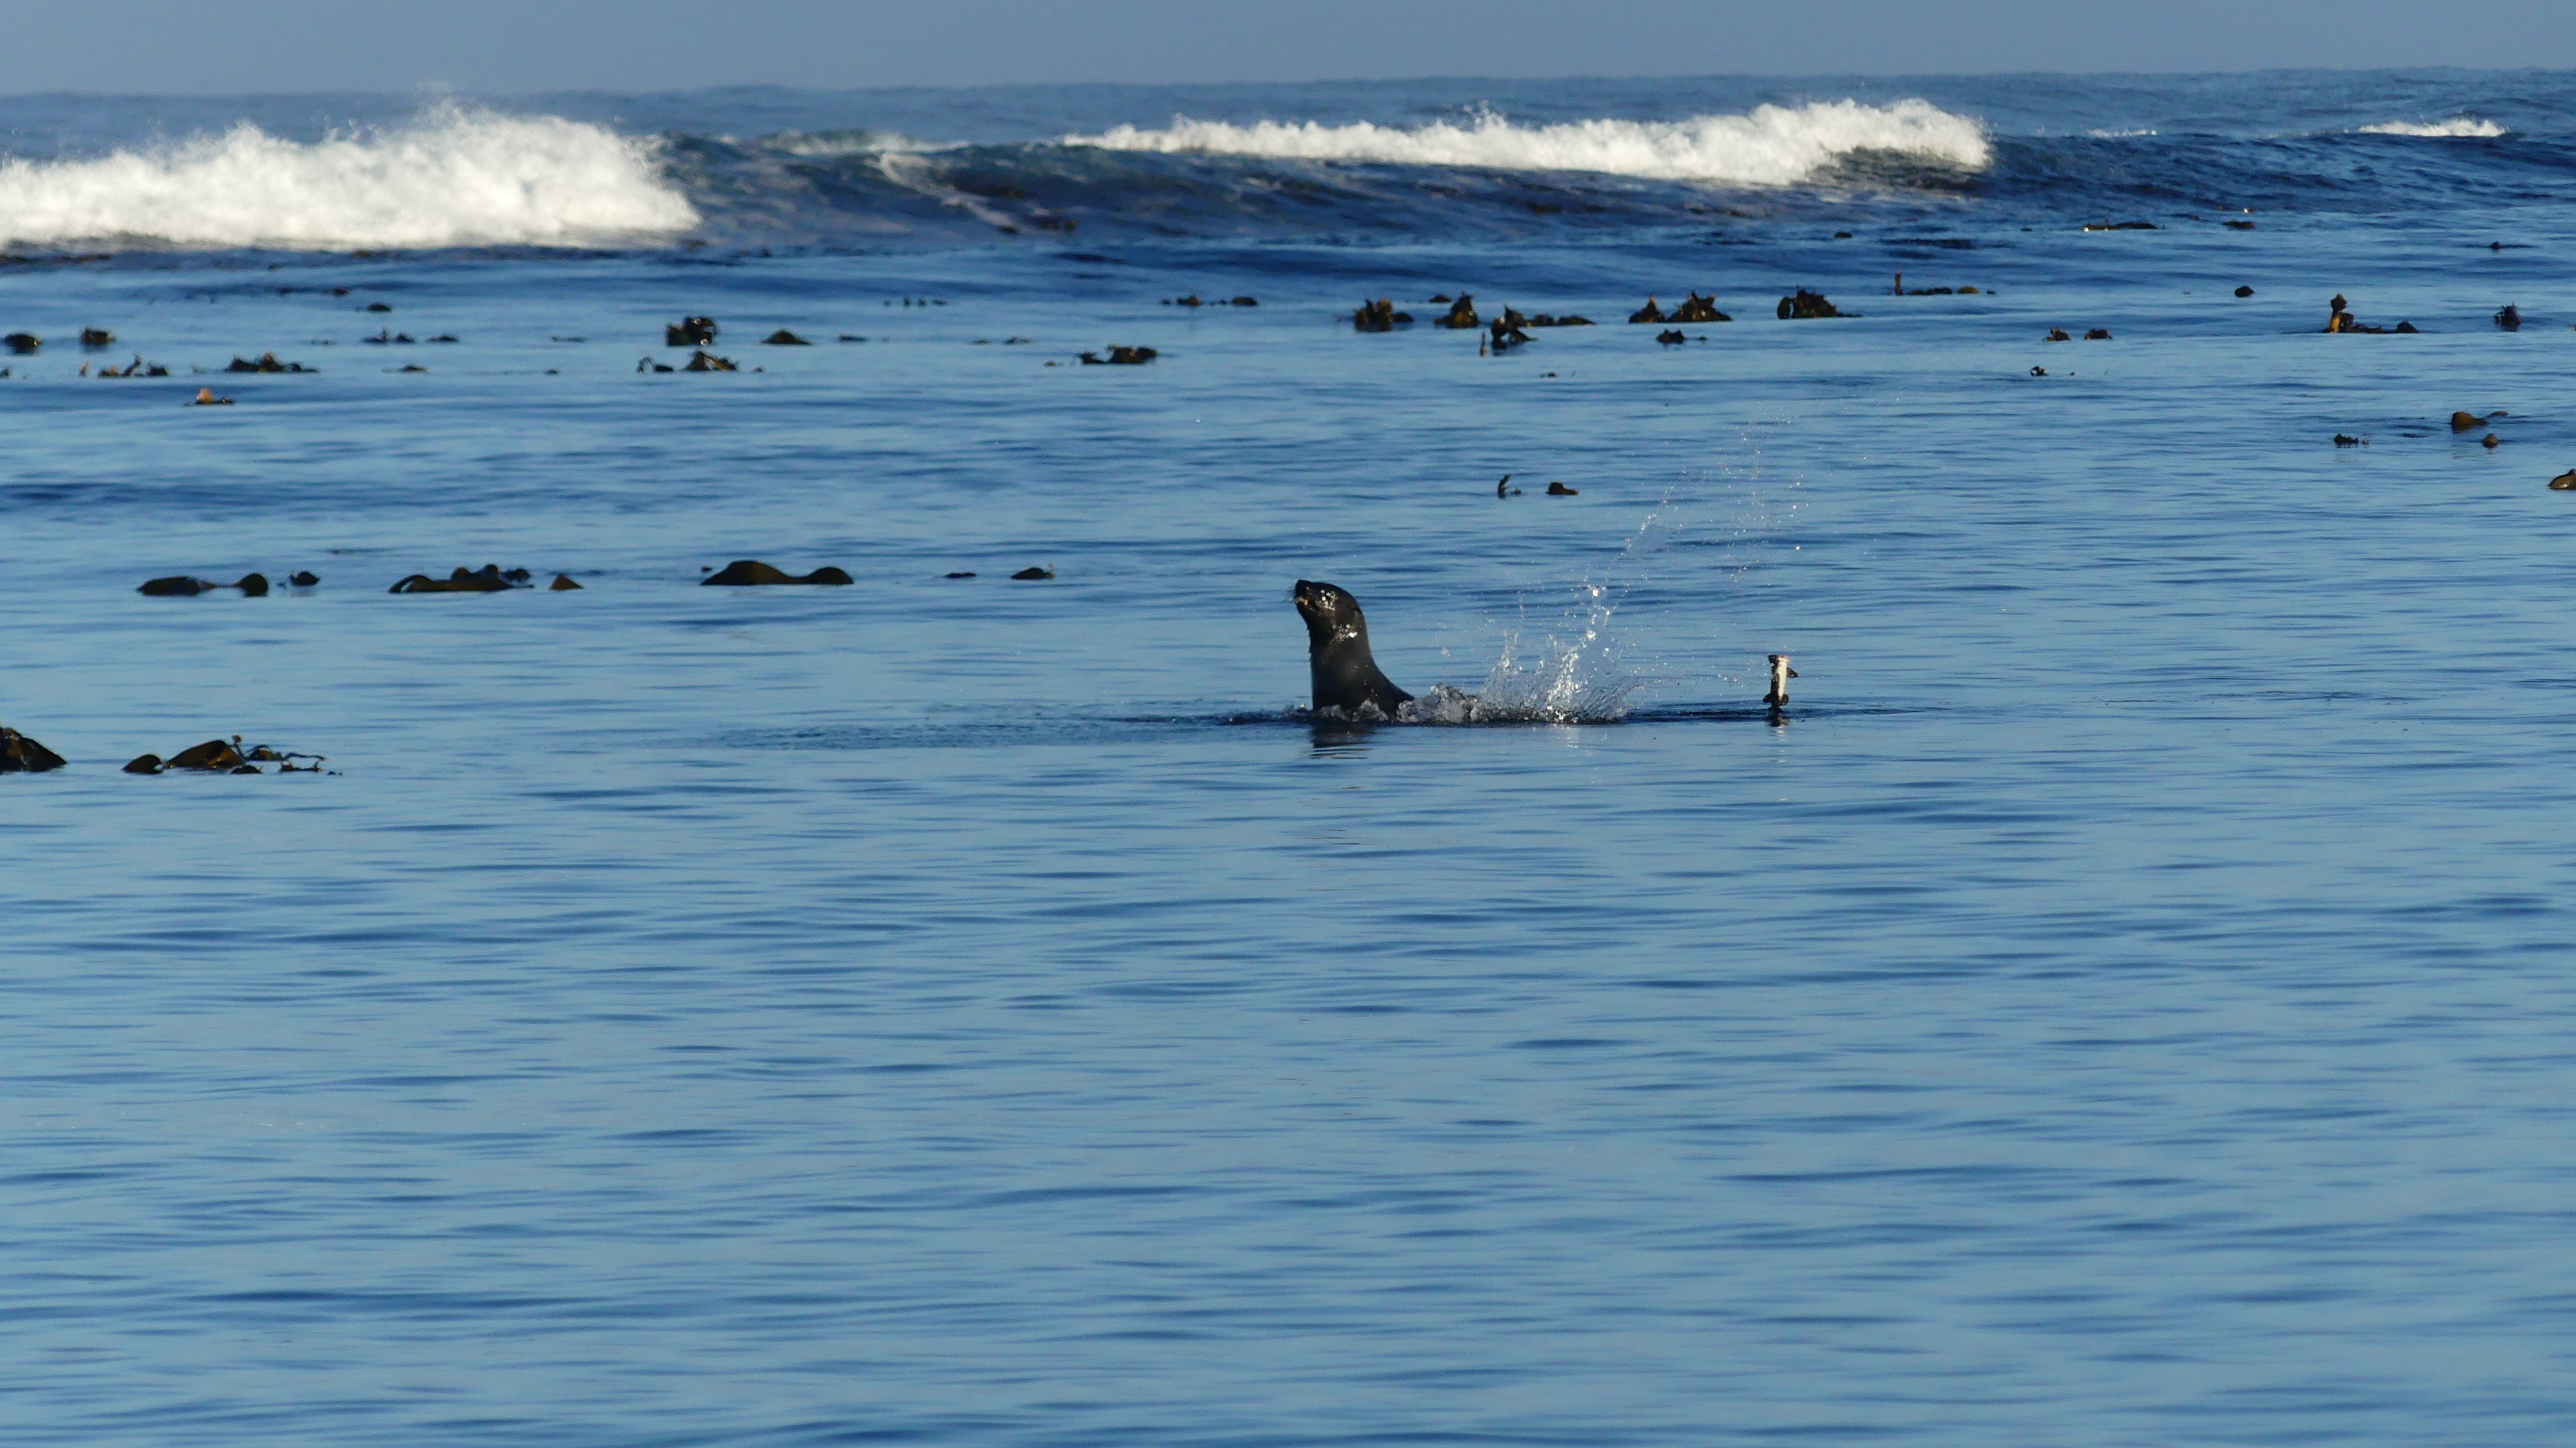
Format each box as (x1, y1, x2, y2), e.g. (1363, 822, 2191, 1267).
(6, 68, 2576, 1445)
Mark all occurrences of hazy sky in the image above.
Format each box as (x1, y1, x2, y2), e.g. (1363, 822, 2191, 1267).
(5, 0, 2573, 93)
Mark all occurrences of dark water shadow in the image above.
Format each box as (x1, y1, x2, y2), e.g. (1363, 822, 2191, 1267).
(723, 701, 1932, 752)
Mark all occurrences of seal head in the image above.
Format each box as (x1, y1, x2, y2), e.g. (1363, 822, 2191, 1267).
(1293, 580, 1412, 717)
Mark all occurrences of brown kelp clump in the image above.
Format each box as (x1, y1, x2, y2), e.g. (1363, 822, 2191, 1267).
(124, 736, 326, 775)
(0, 725, 66, 773)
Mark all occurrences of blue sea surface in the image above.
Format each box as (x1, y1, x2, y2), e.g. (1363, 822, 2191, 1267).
(5, 68, 2576, 1445)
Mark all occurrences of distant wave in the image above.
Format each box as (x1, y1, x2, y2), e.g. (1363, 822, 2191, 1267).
(0, 105, 697, 249)
(2357, 117, 2506, 137)
(1066, 99, 1990, 186)
(755, 128, 951, 159)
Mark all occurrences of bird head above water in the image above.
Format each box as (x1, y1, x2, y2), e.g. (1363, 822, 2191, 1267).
(1766, 654, 1799, 705)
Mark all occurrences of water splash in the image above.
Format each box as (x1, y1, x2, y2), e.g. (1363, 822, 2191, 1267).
(1376, 494, 1689, 725)
(1297, 448, 1802, 727)
(1424, 583, 1636, 724)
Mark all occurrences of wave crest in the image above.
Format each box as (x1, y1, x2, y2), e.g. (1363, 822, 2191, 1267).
(0, 105, 698, 250)
(2358, 117, 2506, 137)
(1067, 99, 1989, 186)
(756, 128, 951, 158)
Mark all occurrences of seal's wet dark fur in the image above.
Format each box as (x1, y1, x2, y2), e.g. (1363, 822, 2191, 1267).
(1293, 580, 1412, 716)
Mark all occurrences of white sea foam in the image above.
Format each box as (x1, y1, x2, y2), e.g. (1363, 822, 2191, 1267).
(871, 152, 1024, 231)
(0, 105, 697, 250)
(759, 129, 950, 159)
(1066, 99, 1989, 186)
(2358, 117, 2506, 138)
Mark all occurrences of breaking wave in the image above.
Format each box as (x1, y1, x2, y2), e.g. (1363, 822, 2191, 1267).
(0, 105, 697, 249)
(2357, 117, 2506, 137)
(755, 128, 949, 159)
(1067, 99, 1990, 186)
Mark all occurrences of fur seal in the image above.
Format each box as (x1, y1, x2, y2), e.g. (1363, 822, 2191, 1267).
(390, 574, 507, 593)
(140, 573, 265, 596)
(1293, 580, 1412, 716)
(702, 560, 852, 586)
(392, 566, 527, 593)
